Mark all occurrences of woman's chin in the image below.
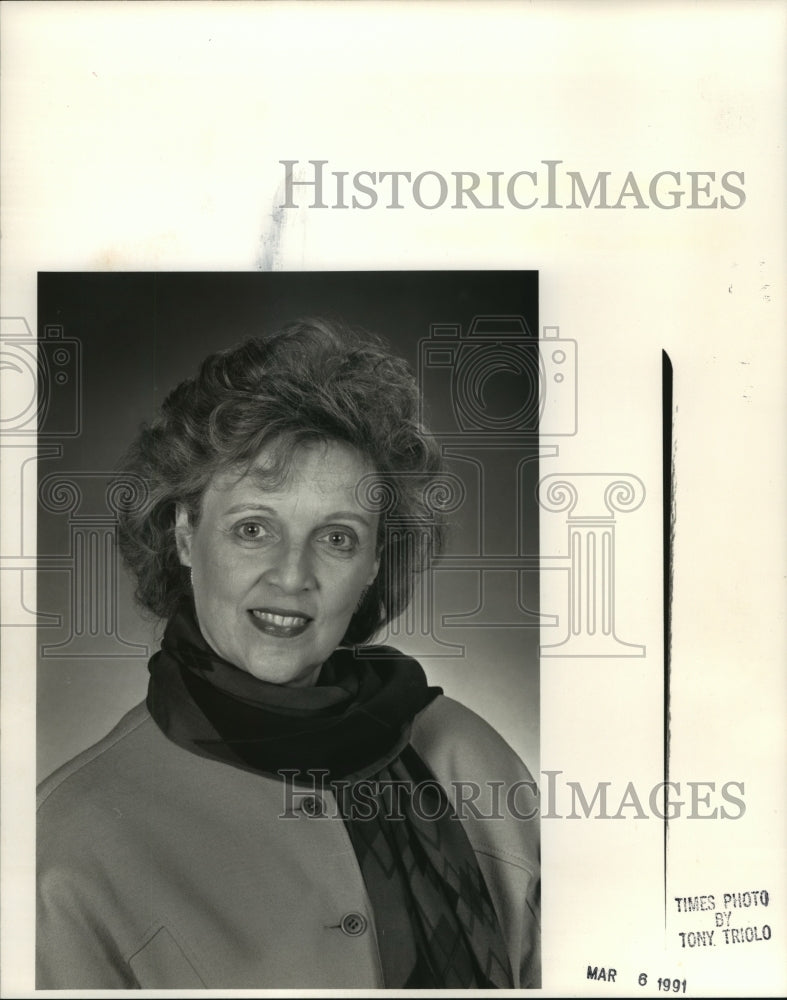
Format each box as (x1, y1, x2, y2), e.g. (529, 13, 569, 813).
(240, 652, 322, 687)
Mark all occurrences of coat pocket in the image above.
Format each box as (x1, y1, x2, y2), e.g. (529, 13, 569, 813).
(128, 925, 206, 988)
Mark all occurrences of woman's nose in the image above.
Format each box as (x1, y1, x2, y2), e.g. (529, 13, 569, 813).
(263, 541, 316, 593)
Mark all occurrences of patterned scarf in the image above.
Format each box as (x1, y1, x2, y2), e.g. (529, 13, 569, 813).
(147, 600, 514, 988)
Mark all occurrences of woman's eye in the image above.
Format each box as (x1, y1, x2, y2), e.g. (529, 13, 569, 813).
(322, 530, 356, 552)
(234, 521, 267, 541)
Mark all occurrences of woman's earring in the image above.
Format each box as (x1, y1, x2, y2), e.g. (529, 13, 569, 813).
(356, 586, 368, 611)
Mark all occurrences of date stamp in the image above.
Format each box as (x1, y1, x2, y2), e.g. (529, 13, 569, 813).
(638, 973, 687, 993)
(583, 888, 775, 994)
(585, 968, 688, 992)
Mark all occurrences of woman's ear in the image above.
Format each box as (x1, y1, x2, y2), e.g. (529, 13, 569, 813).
(174, 505, 193, 567)
(366, 556, 381, 588)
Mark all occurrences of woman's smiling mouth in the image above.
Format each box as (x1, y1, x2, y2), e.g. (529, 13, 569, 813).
(248, 608, 312, 638)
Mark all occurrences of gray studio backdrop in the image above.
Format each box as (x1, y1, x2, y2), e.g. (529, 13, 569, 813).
(36, 271, 541, 782)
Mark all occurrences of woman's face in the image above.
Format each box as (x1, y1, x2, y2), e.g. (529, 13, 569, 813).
(175, 440, 380, 687)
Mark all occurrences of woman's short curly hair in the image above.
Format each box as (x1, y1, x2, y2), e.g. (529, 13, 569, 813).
(117, 318, 446, 645)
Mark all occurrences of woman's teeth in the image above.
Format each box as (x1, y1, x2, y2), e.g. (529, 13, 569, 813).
(251, 610, 309, 627)
(248, 609, 311, 639)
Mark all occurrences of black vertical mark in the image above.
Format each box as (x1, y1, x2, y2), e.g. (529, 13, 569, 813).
(662, 350, 674, 927)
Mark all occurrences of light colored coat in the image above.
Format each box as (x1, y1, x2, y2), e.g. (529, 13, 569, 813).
(37, 695, 540, 989)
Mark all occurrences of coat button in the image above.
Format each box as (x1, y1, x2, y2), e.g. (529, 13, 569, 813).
(339, 912, 368, 937)
(299, 795, 325, 817)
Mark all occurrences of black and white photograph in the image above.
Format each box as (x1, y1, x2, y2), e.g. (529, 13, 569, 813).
(1, 2, 785, 997)
(34, 271, 542, 989)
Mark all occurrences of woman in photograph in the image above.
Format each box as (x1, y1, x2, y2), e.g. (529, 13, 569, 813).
(36, 319, 540, 989)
